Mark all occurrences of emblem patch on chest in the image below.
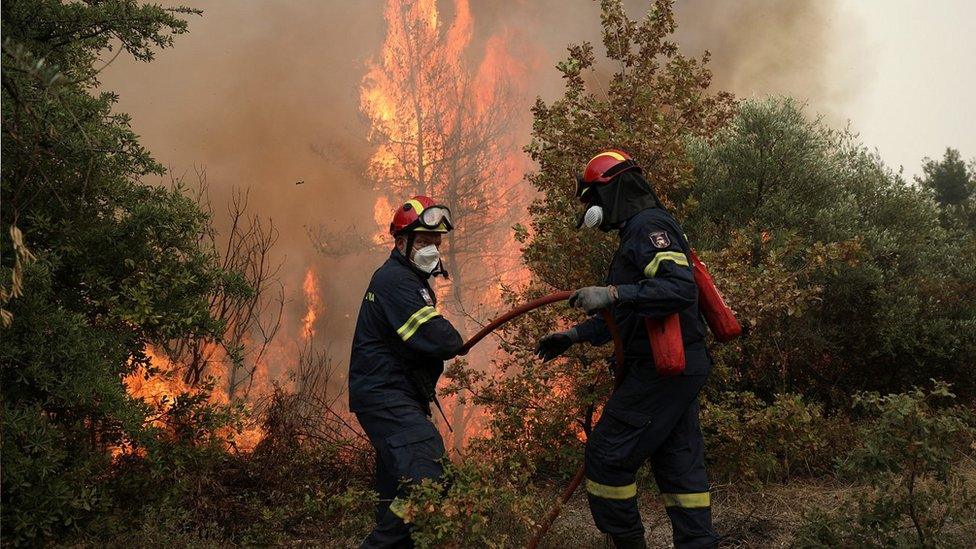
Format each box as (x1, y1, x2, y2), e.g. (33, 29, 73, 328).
(649, 231, 671, 249)
(419, 288, 434, 306)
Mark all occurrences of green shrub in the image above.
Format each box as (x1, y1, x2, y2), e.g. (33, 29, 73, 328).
(701, 392, 847, 482)
(681, 98, 976, 403)
(795, 381, 976, 547)
(0, 1, 230, 545)
(400, 457, 543, 548)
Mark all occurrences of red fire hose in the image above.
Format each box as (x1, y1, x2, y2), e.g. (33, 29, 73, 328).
(458, 291, 573, 356)
(457, 291, 626, 548)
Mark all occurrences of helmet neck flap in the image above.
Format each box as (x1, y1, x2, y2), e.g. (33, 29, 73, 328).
(582, 171, 662, 232)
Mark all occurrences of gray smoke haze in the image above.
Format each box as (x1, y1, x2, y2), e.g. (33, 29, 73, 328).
(100, 0, 859, 380)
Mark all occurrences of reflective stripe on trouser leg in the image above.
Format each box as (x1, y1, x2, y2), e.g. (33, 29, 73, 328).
(586, 479, 637, 500)
(651, 398, 719, 549)
(662, 492, 710, 508)
(584, 413, 644, 538)
(388, 497, 408, 521)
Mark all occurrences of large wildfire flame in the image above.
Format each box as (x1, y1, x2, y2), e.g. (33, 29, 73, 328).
(360, 0, 535, 297)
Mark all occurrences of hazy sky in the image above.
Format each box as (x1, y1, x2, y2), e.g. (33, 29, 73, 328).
(101, 0, 975, 183)
(839, 0, 975, 177)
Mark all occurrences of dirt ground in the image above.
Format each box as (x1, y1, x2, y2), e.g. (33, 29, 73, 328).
(539, 477, 854, 548)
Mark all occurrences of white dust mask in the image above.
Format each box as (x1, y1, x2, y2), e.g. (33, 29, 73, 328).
(582, 205, 604, 229)
(412, 244, 441, 273)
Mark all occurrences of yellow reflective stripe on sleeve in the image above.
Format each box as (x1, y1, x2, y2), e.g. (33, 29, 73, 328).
(396, 306, 440, 341)
(585, 479, 637, 500)
(661, 492, 710, 508)
(389, 497, 409, 522)
(643, 251, 690, 278)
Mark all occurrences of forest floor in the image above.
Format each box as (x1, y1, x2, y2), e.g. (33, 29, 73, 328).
(545, 458, 976, 548)
(78, 459, 976, 548)
(539, 476, 853, 548)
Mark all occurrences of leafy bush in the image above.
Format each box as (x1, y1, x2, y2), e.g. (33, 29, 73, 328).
(701, 392, 848, 483)
(0, 3, 264, 544)
(795, 381, 976, 547)
(400, 457, 543, 548)
(679, 98, 976, 403)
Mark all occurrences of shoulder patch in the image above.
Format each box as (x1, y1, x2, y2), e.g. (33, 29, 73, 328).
(419, 288, 434, 306)
(649, 230, 671, 249)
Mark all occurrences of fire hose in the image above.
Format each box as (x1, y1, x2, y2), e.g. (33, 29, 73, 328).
(457, 291, 625, 548)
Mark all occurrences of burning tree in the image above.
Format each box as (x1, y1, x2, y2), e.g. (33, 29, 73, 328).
(358, 0, 531, 307)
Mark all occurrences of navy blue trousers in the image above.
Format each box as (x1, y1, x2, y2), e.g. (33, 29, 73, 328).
(585, 364, 719, 548)
(356, 403, 446, 549)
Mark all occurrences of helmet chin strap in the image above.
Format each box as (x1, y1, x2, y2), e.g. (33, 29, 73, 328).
(430, 260, 449, 279)
(404, 232, 416, 261)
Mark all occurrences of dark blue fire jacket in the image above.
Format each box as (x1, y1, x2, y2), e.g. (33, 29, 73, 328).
(349, 249, 463, 414)
(574, 207, 710, 375)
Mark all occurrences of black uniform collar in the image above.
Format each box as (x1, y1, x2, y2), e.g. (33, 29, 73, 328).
(391, 247, 433, 280)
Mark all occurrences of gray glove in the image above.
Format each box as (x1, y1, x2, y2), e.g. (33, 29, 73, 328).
(568, 285, 617, 314)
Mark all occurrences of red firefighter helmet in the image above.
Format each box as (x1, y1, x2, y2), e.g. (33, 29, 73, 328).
(581, 149, 641, 183)
(389, 195, 454, 236)
(577, 149, 642, 202)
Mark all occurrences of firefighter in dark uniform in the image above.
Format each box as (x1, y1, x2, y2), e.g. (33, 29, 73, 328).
(535, 151, 720, 549)
(349, 195, 463, 548)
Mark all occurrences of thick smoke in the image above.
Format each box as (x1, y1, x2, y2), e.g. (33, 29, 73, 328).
(100, 0, 858, 385)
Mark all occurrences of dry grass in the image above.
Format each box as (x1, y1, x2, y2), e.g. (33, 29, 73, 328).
(539, 476, 856, 548)
(537, 457, 976, 548)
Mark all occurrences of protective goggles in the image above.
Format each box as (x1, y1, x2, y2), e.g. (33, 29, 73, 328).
(412, 205, 454, 232)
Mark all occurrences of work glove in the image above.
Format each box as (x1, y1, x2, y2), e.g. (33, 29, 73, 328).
(568, 285, 617, 314)
(535, 328, 578, 362)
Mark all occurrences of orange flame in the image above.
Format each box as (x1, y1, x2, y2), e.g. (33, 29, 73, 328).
(300, 267, 322, 341)
(124, 346, 194, 419)
(118, 345, 264, 455)
(373, 195, 393, 245)
(361, 0, 475, 234)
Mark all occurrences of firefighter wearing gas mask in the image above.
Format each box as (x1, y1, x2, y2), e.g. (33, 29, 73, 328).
(535, 151, 719, 549)
(349, 195, 463, 548)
